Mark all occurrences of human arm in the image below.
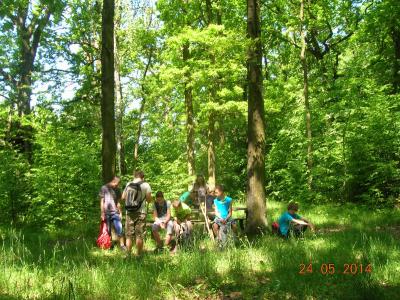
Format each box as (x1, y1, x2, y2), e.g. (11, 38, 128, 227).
(99, 187, 106, 220)
(165, 205, 171, 223)
(117, 202, 122, 219)
(290, 218, 308, 226)
(146, 191, 152, 203)
(300, 217, 315, 231)
(100, 197, 105, 221)
(222, 201, 233, 224)
(153, 204, 158, 221)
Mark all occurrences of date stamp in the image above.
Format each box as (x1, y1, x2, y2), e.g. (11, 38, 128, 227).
(299, 263, 372, 275)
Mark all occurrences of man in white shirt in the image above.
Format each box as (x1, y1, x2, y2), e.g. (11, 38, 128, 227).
(122, 170, 152, 256)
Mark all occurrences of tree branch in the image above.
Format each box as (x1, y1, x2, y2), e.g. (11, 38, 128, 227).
(0, 67, 17, 87)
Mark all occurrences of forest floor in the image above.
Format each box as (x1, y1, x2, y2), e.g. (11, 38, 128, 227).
(1, 201, 399, 299)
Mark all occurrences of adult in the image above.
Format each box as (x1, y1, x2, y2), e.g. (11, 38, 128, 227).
(122, 170, 152, 256)
(99, 176, 125, 250)
(152, 191, 174, 252)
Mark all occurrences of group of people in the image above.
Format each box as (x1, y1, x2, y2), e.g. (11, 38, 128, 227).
(99, 170, 315, 256)
(99, 172, 238, 255)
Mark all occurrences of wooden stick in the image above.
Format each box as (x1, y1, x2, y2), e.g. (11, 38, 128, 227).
(200, 202, 214, 241)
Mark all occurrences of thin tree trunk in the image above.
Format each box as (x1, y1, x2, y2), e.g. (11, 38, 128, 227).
(205, 0, 213, 24)
(114, 0, 126, 175)
(115, 37, 126, 175)
(246, 0, 267, 234)
(134, 48, 153, 165)
(391, 26, 400, 94)
(300, 0, 313, 189)
(183, 42, 196, 179)
(207, 111, 216, 190)
(14, 6, 51, 162)
(101, 0, 116, 183)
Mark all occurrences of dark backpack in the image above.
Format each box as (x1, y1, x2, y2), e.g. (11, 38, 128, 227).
(125, 181, 144, 212)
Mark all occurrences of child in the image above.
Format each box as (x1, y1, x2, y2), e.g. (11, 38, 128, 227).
(212, 184, 237, 239)
(278, 201, 314, 238)
(170, 200, 192, 252)
(152, 191, 174, 252)
(179, 190, 197, 208)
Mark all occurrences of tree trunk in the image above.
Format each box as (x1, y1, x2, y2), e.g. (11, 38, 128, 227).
(114, 1, 127, 175)
(101, 0, 116, 183)
(183, 42, 196, 179)
(13, 6, 51, 162)
(114, 35, 126, 175)
(300, 0, 313, 189)
(391, 26, 400, 94)
(246, 0, 267, 234)
(133, 47, 154, 166)
(207, 111, 216, 190)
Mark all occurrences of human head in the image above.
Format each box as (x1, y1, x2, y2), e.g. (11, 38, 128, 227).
(134, 170, 145, 180)
(195, 174, 206, 186)
(156, 191, 164, 203)
(287, 201, 299, 214)
(215, 184, 224, 198)
(208, 188, 215, 196)
(108, 176, 120, 188)
(172, 200, 181, 209)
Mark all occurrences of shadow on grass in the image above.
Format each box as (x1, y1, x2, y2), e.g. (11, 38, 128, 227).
(1, 204, 399, 299)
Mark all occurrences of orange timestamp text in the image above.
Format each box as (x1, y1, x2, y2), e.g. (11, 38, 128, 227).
(299, 263, 372, 275)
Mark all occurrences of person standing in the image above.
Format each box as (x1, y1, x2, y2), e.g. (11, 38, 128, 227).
(99, 176, 125, 250)
(122, 170, 152, 256)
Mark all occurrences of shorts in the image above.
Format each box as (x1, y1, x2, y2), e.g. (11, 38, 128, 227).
(214, 217, 236, 226)
(174, 220, 192, 239)
(152, 219, 174, 235)
(125, 212, 146, 239)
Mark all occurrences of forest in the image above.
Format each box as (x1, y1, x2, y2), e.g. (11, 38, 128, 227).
(0, 0, 399, 299)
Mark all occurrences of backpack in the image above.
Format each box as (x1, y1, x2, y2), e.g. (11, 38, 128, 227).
(125, 181, 144, 212)
(96, 220, 111, 249)
(272, 221, 280, 235)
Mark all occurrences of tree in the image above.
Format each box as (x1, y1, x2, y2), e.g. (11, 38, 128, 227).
(101, 0, 116, 183)
(0, 0, 64, 162)
(246, 0, 267, 233)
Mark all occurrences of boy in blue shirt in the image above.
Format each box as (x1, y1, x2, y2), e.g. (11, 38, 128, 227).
(278, 201, 314, 238)
(212, 184, 237, 238)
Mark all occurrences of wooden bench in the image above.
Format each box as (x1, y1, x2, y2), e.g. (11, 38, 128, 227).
(145, 206, 248, 231)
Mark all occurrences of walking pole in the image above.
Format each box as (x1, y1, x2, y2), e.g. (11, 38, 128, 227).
(200, 201, 214, 241)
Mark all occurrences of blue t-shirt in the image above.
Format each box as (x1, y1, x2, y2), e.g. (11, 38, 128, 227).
(278, 211, 301, 236)
(214, 196, 232, 219)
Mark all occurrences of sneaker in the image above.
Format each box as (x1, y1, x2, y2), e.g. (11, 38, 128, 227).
(120, 245, 127, 252)
(153, 247, 163, 254)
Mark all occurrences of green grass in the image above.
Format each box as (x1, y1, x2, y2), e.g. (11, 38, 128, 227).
(1, 201, 399, 299)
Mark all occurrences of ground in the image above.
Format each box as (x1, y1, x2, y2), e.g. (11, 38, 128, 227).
(0, 201, 399, 299)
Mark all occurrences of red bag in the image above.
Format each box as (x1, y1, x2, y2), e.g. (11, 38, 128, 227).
(96, 220, 111, 249)
(272, 221, 280, 235)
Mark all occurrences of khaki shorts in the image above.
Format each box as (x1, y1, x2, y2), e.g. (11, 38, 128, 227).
(125, 212, 146, 239)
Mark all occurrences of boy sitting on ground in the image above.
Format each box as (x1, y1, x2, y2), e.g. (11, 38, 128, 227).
(278, 201, 315, 238)
(170, 200, 192, 252)
(212, 184, 237, 240)
(152, 191, 174, 252)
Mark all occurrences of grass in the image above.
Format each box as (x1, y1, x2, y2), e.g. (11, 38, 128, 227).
(1, 201, 399, 299)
